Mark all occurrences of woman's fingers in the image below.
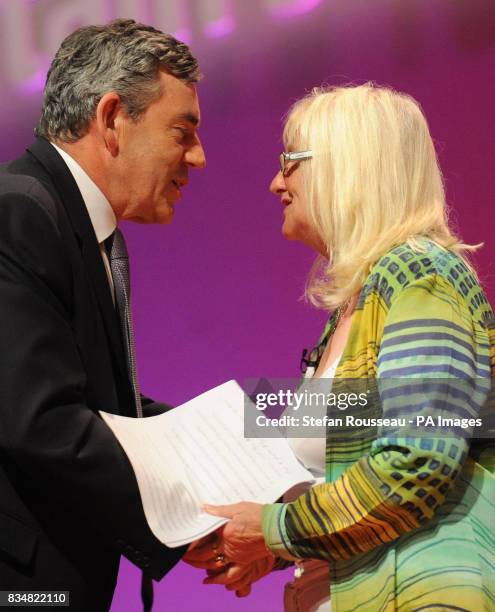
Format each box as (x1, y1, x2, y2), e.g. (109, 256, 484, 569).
(203, 503, 239, 518)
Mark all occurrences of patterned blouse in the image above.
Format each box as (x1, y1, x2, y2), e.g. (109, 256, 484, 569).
(262, 240, 495, 611)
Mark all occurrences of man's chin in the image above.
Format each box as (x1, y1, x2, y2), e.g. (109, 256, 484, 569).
(120, 201, 175, 224)
(155, 203, 175, 224)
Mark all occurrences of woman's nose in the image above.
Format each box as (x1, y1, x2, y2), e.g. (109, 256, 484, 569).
(269, 170, 285, 195)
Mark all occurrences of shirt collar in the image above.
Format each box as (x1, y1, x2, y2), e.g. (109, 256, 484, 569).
(51, 142, 117, 244)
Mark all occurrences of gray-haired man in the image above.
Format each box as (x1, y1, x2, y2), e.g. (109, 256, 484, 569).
(0, 19, 205, 611)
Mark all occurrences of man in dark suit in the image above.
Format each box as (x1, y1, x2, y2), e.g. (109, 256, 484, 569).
(0, 19, 206, 611)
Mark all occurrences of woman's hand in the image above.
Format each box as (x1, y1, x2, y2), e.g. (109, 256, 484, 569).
(203, 502, 268, 564)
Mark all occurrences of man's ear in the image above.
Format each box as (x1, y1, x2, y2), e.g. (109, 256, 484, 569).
(95, 92, 123, 157)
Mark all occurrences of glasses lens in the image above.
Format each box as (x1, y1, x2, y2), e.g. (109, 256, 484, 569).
(279, 153, 285, 175)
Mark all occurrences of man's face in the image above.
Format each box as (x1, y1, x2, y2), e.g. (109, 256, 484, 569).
(114, 70, 205, 224)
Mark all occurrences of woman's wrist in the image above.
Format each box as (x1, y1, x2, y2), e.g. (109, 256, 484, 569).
(272, 556, 295, 570)
(262, 503, 299, 561)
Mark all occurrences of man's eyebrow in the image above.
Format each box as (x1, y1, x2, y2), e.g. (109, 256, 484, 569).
(174, 112, 200, 127)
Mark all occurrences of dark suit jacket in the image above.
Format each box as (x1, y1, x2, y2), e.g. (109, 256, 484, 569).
(0, 137, 185, 611)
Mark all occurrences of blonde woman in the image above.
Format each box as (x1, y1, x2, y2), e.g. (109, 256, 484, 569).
(187, 84, 495, 611)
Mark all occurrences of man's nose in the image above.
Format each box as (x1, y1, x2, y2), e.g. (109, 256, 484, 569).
(186, 137, 206, 169)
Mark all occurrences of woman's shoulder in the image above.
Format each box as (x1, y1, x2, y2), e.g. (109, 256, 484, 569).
(369, 240, 473, 286)
(362, 240, 490, 317)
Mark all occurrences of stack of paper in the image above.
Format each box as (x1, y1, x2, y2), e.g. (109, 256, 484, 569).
(100, 380, 313, 547)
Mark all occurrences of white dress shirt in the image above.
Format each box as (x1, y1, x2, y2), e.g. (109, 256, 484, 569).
(50, 142, 117, 295)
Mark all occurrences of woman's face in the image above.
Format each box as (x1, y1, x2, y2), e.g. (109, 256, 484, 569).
(269, 155, 326, 255)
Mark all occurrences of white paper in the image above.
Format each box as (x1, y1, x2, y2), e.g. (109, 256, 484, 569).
(100, 380, 313, 547)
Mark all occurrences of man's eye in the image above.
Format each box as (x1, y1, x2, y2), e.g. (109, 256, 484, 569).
(174, 127, 190, 138)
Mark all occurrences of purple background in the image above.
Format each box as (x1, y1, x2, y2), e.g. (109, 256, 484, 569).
(1, 1, 495, 610)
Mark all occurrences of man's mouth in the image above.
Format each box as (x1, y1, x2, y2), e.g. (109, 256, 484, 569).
(172, 178, 188, 189)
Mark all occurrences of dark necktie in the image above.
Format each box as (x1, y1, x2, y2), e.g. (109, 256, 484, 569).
(106, 229, 153, 612)
(106, 228, 143, 418)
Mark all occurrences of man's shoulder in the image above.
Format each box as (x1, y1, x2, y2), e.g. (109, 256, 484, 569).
(0, 159, 71, 290)
(0, 159, 59, 222)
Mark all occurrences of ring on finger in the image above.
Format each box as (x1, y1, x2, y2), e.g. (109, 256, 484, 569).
(214, 553, 228, 568)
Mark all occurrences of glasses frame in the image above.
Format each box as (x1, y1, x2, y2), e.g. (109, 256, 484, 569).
(279, 150, 313, 177)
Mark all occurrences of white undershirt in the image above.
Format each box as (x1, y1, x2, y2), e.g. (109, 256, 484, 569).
(284, 356, 339, 609)
(283, 356, 342, 501)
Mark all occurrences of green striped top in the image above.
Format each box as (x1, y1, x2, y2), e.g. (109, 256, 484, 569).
(262, 240, 495, 611)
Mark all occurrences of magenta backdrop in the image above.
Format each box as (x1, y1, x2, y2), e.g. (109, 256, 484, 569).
(1, 1, 495, 610)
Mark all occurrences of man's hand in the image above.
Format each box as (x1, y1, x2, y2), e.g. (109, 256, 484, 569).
(186, 531, 220, 569)
(203, 502, 267, 564)
(184, 531, 226, 570)
(203, 555, 276, 598)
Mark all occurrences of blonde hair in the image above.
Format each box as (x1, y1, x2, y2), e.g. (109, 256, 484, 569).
(283, 83, 477, 310)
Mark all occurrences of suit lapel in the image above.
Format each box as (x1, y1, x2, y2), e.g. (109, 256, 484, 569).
(26, 138, 130, 385)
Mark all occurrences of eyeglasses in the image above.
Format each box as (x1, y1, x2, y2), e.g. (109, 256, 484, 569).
(279, 150, 313, 177)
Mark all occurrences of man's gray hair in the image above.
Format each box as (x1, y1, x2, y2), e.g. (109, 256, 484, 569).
(36, 19, 201, 142)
